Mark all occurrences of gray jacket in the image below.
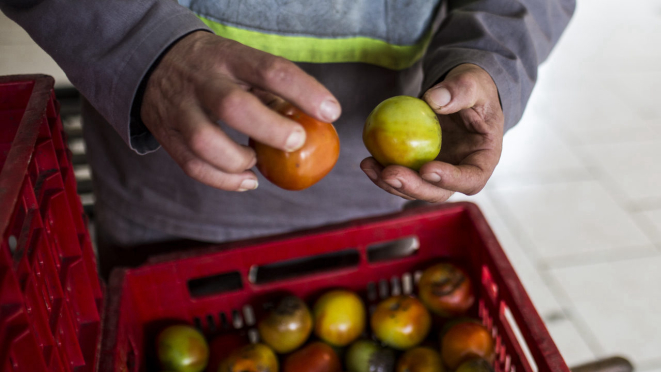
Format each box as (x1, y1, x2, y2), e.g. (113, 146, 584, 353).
(1, 0, 575, 243)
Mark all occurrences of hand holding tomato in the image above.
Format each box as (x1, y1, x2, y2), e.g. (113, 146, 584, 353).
(140, 31, 341, 192)
(361, 63, 504, 202)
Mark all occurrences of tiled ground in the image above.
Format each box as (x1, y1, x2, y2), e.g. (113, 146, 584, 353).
(3, 0, 661, 370)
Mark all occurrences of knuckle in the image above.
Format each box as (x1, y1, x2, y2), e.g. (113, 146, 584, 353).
(260, 57, 294, 84)
(181, 158, 207, 180)
(187, 127, 214, 155)
(218, 90, 245, 114)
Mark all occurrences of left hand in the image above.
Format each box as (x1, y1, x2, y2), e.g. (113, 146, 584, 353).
(360, 63, 504, 202)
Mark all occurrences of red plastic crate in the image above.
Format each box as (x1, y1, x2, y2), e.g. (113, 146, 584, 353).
(100, 203, 570, 372)
(0, 75, 103, 372)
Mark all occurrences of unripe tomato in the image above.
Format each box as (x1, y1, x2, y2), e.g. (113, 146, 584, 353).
(455, 358, 494, 372)
(283, 342, 342, 372)
(313, 290, 366, 347)
(440, 322, 494, 370)
(345, 340, 395, 372)
(371, 295, 431, 350)
(418, 263, 475, 317)
(396, 347, 444, 372)
(363, 96, 441, 171)
(156, 325, 209, 372)
(218, 343, 278, 372)
(258, 296, 312, 353)
(250, 101, 340, 190)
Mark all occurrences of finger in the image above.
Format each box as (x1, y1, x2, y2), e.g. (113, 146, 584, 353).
(198, 77, 307, 152)
(360, 158, 415, 201)
(379, 164, 455, 203)
(419, 150, 497, 195)
(162, 133, 259, 192)
(177, 103, 257, 174)
(232, 49, 341, 123)
(423, 65, 487, 115)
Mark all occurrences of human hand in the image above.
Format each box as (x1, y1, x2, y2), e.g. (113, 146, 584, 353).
(360, 64, 504, 202)
(140, 31, 341, 191)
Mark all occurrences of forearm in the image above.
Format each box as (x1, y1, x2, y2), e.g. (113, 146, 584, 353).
(422, 0, 576, 131)
(0, 0, 210, 153)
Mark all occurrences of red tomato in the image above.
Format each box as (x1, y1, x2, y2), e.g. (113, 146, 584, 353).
(440, 322, 494, 370)
(206, 333, 247, 372)
(250, 101, 340, 191)
(283, 342, 342, 372)
(418, 263, 475, 317)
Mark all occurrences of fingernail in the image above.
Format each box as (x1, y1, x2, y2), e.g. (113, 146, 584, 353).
(238, 179, 258, 192)
(429, 87, 451, 108)
(285, 128, 306, 151)
(385, 178, 402, 189)
(363, 169, 377, 181)
(422, 173, 441, 183)
(320, 99, 341, 122)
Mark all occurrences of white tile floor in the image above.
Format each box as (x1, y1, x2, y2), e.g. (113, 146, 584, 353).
(3, 0, 661, 370)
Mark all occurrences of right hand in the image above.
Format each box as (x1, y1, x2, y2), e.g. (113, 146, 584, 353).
(140, 31, 341, 191)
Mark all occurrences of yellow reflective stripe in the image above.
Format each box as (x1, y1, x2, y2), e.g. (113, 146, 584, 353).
(198, 16, 431, 71)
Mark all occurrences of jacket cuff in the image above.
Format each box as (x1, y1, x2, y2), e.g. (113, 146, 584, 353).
(114, 11, 210, 154)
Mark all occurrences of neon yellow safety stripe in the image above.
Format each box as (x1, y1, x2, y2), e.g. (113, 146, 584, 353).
(198, 16, 432, 71)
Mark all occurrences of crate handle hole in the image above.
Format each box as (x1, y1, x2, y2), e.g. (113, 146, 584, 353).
(249, 248, 359, 285)
(366, 236, 419, 263)
(188, 271, 243, 298)
(502, 304, 538, 372)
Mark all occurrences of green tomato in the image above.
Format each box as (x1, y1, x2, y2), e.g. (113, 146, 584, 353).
(346, 340, 395, 372)
(156, 325, 209, 372)
(363, 96, 441, 171)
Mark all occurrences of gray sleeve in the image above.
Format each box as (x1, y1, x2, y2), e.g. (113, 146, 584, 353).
(422, 0, 576, 131)
(0, 0, 210, 154)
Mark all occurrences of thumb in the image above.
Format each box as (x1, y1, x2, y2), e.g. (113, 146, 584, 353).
(423, 66, 483, 115)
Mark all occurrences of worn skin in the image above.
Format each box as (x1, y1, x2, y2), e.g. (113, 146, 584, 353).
(141, 31, 341, 192)
(361, 63, 504, 203)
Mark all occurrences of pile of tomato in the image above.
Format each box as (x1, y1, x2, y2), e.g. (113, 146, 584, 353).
(153, 263, 494, 372)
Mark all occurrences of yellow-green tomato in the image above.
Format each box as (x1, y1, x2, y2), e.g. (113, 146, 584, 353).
(363, 96, 441, 171)
(219, 343, 279, 372)
(156, 325, 209, 372)
(258, 296, 312, 353)
(313, 290, 366, 346)
(370, 296, 431, 350)
(396, 347, 444, 372)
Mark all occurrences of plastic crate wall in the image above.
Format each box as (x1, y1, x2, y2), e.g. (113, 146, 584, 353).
(0, 75, 103, 372)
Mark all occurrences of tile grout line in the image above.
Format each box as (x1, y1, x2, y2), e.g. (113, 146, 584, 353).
(483, 190, 606, 358)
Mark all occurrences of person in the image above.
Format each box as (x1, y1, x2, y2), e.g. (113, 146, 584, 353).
(1, 0, 575, 279)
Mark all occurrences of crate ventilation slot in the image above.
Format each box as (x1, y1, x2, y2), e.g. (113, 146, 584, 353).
(367, 236, 419, 263)
(188, 271, 243, 298)
(249, 248, 359, 284)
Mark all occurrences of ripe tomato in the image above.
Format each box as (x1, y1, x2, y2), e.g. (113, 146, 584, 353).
(418, 263, 475, 317)
(250, 101, 340, 191)
(258, 295, 312, 353)
(218, 343, 278, 372)
(396, 347, 444, 372)
(440, 322, 494, 370)
(283, 342, 342, 372)
(313, 290, 366, 347)
(345, 340, 395, 372)
(156, 325, 209, 372)
(363, 96, 441, 171)
(371, 295, 431, 350)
